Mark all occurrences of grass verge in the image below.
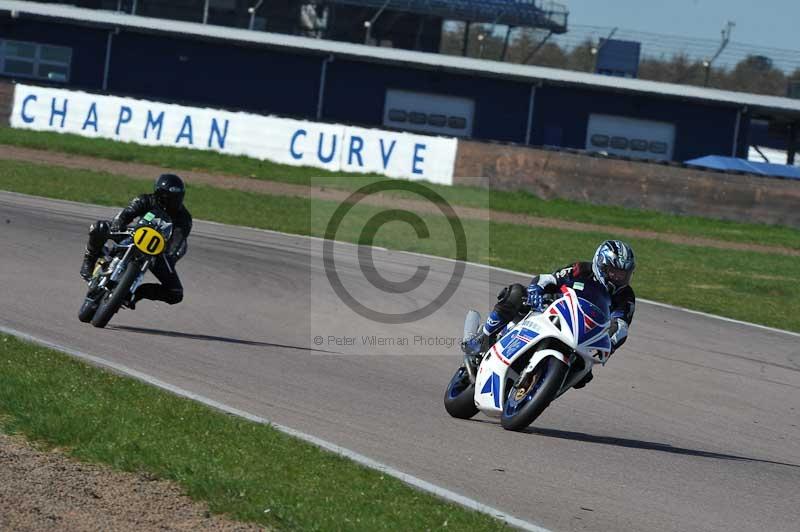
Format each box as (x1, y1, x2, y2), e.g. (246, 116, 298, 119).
(0, 334, 507, 531)
(2, 159, 799, 332)
(3, 128, 799, 250)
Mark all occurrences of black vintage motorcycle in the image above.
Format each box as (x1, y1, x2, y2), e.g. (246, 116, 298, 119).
(78, 210, 173, 328)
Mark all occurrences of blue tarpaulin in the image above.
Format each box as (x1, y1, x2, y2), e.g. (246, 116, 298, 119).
(685, 156, 800, 180)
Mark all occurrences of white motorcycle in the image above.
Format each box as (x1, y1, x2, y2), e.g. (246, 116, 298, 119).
(444, 279, 612, 431)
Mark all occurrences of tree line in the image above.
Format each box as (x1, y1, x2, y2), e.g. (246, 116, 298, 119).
(440, 25, 800, 97)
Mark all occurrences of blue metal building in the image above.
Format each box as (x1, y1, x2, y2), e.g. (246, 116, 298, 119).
(1, 1, 798, 163)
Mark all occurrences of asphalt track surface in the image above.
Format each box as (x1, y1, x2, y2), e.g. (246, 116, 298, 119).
(2, 191, 799, 532)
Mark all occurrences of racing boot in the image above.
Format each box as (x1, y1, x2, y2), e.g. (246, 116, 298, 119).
(122, 290, 146, 310)
(79, 248, 100, 281)
(121, 294, 136, 310)
(572, 371, 593, 389)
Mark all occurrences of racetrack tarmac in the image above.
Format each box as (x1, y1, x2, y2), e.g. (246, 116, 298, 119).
(1, 191, 799, 532)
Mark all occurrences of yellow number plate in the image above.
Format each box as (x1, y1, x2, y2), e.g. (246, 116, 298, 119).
(132, 227, 166, 256)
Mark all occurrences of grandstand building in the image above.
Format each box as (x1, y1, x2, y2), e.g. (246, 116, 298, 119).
(0, 1, 797, 164)
(25, 1, 568, 53)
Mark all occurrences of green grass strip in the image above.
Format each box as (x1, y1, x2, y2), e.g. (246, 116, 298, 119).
(0, 334, 506, 531)
(2, 159, 798, 332)
(3, 127, 799, 250)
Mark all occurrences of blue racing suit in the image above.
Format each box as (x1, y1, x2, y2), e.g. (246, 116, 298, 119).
(481, 261, 635, 353)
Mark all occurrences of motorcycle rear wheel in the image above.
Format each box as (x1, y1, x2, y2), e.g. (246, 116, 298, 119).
(500, 356, 568, 431)
(91, 262, 140, 328)
(443, 366, 479, 419)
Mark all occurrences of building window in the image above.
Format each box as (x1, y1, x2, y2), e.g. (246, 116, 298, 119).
(427, 114, 447, 127)
(590, 134, 610, 148)
(408, 111, 427, 125)
(387, 109, 407, 123)
(386, 108, 469, 131)
(0, 39, 72, 83)
(610, 136, 629, 150)
(447, 116, 467, 130)
(383, 89, 475, 137)
(649, 141, 668, 154)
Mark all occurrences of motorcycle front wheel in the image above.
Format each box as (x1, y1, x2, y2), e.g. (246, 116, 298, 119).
(443, 366, 479, 419)
(500, 356, 568, 431)
(90, 261, 141, 328)
(78, 291, 100, 323)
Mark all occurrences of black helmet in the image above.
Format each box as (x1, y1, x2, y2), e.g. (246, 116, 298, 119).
(154, 174, 185, 213)
(592, 240, 635, 293)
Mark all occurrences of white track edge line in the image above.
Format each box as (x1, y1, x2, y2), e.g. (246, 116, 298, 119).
(0, 324, 551, 532)
(4, 190, 798, 339)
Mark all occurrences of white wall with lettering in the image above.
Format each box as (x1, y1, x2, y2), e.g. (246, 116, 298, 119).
(11, 84, 457, 185)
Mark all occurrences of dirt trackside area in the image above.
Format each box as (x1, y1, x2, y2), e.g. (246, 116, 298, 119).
(0, 431, 265, 531)
(2, 144, 798, 257)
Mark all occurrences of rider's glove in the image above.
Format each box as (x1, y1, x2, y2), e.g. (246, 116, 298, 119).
(526, 283, 545, 311)
(609, 317, 629, 348)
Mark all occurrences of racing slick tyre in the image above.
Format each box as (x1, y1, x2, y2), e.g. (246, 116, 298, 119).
(78, 294, 99, 323)
(501, 356, 568, 431)
(91, 262, 139, 328)
(78, 280, 103, 323)
(444, 366, 479, 419)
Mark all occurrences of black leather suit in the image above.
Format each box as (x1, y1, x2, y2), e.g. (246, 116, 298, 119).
(87, 194, 192, 304)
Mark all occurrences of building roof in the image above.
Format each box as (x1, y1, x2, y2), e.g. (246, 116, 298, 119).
(313, 0, 568, 32)
(2, 0, 800, 119)
(686, 155, 800, 179)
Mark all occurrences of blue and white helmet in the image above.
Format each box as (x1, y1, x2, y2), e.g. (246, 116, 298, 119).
(592, 240, 635, 293)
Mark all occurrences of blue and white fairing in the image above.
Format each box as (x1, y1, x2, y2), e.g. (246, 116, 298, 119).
(474, 281, 612, 415)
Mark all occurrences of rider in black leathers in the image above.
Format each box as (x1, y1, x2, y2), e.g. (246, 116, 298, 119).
(80, 174, 192, 307)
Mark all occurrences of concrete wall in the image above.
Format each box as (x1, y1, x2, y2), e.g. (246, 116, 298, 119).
(454, 140, 800, 228)
(0, 81, 12, 126)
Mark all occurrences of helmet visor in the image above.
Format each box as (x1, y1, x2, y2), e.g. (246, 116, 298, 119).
(605, 266, 632, 289)
(156, 188, 184, 212)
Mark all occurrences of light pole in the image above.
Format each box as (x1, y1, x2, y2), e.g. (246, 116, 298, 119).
(704, 21, 735, 87)
(248, 0, 265, 31)
(363, 0, 392, 45)
(591, 27, 617, 73)
(364, 20, 372, 44)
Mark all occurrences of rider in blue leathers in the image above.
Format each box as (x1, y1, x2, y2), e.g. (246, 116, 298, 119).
(462, 240, 636, 389)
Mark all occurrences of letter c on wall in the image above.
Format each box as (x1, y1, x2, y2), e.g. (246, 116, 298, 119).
(21, 94, 37, 123)
(290, 129, 307, 160)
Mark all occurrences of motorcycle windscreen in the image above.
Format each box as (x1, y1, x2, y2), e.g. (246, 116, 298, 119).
(573, 286, 612, 352)
(576, 297, 609, 342)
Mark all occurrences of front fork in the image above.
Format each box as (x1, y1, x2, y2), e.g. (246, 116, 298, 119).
(129, 262, 148, 295)
(515, 349, 577, 401)
(98, 249, 149, 300)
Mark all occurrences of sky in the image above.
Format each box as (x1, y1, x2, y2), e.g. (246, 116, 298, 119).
(564, 0, 798, 50)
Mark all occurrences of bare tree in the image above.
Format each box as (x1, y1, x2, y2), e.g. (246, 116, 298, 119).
(438, 25, 793, 96)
